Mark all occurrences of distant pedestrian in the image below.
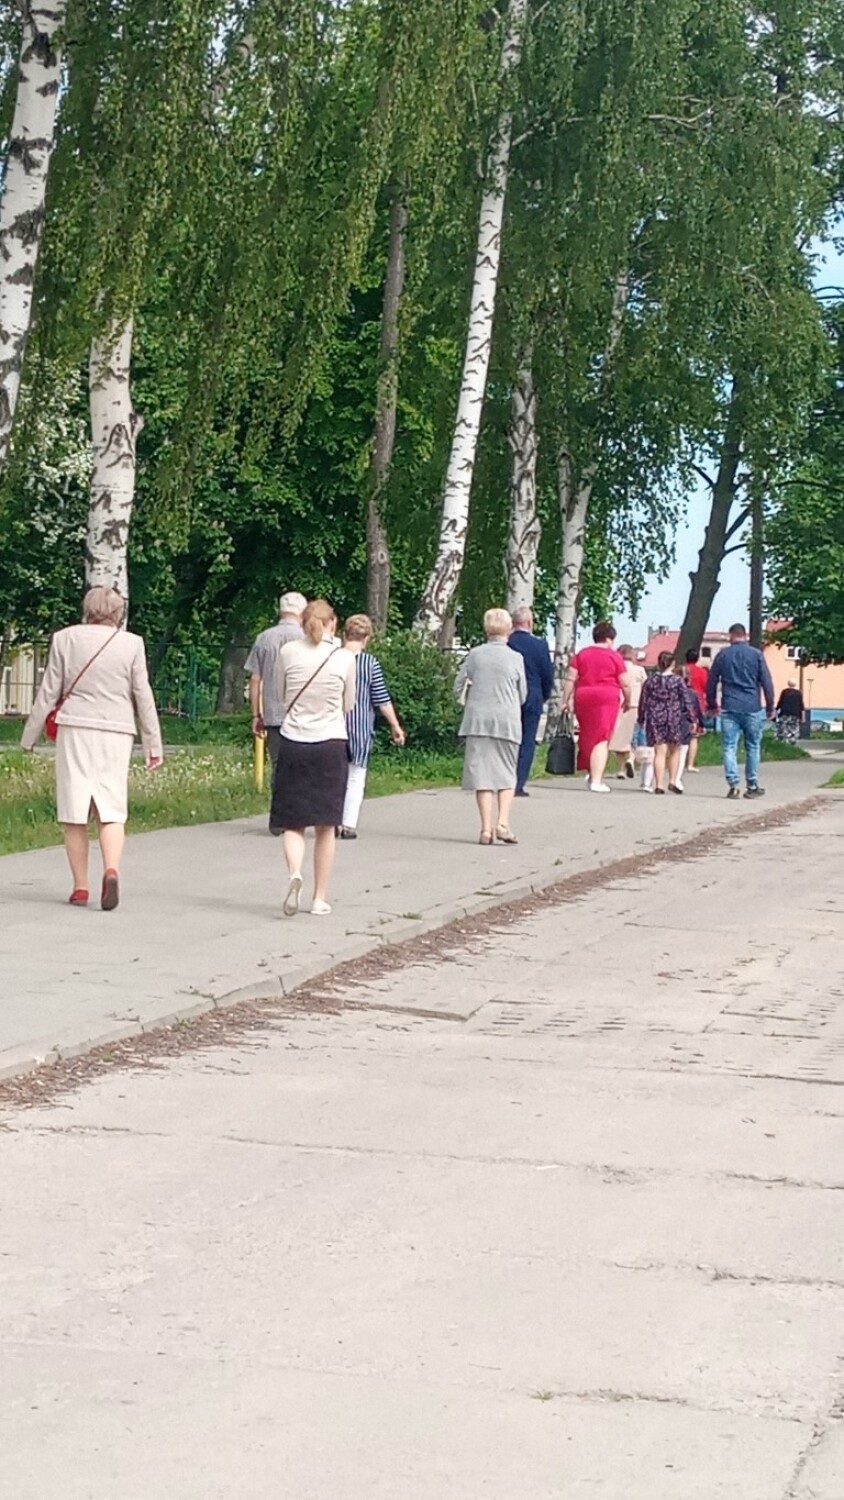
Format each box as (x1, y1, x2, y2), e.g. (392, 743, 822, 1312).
(338, 614, 406, 839)
(684, 648, 710, 772)
(637, 650, 691, 795)
(20, 587, 163, 910)
(508, 606, 553, 797)
(776, 678, 805, 744)
(455, 608, 527, 845)
(706, 623, 775, 799)
(609, 644, 647, 779)
(274, 599, 357, 916)
(562, 621, 632, 793)
(245, 590, 307, 833)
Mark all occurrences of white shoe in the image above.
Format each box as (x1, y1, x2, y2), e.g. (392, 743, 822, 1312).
(640, 784, 654, 793)
(588, 782, 611, 793)
(687, 767, 700, 774)
(283, 872, 303, 916)
(311, 898, 332, 917)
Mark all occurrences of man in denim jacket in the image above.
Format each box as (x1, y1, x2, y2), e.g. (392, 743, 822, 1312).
(707, 623, 775, 799)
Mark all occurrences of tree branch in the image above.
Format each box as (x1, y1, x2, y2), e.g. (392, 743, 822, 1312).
(724, 505, 751, 543)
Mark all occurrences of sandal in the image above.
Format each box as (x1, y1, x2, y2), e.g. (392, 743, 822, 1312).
(479, 832, 493, 845)
(495, 825, 518, 845)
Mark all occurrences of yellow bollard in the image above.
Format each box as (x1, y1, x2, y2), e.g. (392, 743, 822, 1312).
(253, 731, 265, 794)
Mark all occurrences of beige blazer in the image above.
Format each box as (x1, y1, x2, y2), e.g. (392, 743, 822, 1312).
(21, 624, 163, 757)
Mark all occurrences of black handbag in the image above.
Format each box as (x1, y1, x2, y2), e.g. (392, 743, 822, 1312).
(546, 713, 576, 776)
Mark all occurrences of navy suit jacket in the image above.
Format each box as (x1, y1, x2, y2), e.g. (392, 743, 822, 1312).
(508, 630, 554, 714)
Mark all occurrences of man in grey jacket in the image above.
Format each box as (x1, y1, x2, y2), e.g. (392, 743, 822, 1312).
(707, 623, 775, 799)
(246, 590, 306, 831)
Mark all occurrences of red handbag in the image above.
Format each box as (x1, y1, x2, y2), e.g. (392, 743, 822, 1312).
(44, 629, 120, 740)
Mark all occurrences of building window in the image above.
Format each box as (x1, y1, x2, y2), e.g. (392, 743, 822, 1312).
(701, 647, 712, 659)
(786, 645, 802, 660)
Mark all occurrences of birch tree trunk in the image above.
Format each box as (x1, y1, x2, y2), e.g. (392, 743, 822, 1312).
(0, 1, 65, 473)
(85, 319, 143, 607)
(548, 452, 590, 724)
(548, 268, 631, 724)
(366, 188, 408, 631)
(504, 344, 540, 613)
(675, 380, 745, 663)
(415, 0, 528, 636)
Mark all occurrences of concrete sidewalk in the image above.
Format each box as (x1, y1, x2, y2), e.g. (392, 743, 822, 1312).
(0, 759, 830, 1078)
(2, 783, 843, 1497)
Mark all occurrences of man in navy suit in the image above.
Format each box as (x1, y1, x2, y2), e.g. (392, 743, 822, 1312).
(508, 606, 554, 796)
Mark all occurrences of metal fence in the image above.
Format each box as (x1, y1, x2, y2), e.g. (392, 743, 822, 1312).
(151, 648, 218, 720)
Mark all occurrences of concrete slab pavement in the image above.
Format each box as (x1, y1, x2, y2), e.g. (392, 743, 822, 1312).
(0, 758, 831, 1077)
(1, 795, 843, 1496)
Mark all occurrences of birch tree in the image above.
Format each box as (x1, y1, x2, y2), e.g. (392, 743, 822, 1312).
(0, 0, 65, 473)
(504, 343, 539, 612)
(414, 0, 528, 637)
(85, 318, 142, 600)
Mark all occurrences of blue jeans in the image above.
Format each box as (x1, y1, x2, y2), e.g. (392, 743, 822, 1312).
(517, 708, 543, 792)
(721, 710, 765, 787)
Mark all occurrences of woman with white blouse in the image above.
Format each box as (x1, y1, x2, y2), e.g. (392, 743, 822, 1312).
(274, 598, 357, 916)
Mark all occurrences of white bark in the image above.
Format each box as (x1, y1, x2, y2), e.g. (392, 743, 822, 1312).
(548, 269, 631, 722)
(415, 0, 527, 636)
(86, 318, 143, 607)
(505, 344, 539, 613)
(0, 1, 65, 472)
(549, 451, 589, 718)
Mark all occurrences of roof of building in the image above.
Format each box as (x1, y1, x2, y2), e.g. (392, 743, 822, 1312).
(635, 629, 730, 669)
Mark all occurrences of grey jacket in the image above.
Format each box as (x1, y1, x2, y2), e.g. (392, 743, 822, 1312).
(455, 640, 527, 743)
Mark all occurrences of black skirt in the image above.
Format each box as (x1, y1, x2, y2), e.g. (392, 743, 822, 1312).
(272, 736, 349, 829)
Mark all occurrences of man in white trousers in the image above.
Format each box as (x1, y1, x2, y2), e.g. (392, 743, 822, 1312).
(338, 614, 405, 839)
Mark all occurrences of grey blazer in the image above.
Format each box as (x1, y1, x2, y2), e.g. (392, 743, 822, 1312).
(455, 640, 527, 743)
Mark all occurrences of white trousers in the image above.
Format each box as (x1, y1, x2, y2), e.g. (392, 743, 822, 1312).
(342, 763, 368, 829)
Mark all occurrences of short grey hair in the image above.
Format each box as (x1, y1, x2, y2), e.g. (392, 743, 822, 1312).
(279, 590, 307, 619)
(511, 606, 532, 629)
(484, 607, 512, 639)
(82, 586, 124, 627)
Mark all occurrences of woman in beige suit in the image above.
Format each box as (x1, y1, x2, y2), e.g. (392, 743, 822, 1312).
(21, 587, 163, 910)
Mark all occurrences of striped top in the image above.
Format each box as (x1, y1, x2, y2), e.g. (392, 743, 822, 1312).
(347, 651, 392, 766)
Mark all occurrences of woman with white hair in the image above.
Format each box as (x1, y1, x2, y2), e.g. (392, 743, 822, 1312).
(454, 607, 527, 844)
(21, 587, 163, 909)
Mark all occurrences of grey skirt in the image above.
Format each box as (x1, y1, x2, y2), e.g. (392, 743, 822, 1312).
(462, 735, 518, 792)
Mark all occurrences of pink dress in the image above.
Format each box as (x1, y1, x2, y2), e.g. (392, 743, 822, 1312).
(571, 646, 626, 771)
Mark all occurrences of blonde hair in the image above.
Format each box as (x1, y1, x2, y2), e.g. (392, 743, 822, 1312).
(302, 598, 335, 645)
(484, 607, 512, 639)
(344, 613, 373, 643)
(82, 586, 124, 627)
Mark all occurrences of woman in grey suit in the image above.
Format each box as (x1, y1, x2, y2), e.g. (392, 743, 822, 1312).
(454, 608, 527, 844)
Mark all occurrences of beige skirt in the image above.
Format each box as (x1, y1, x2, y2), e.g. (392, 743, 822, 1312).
(56, 726, 134, 824)
(609, 705, 637, 754)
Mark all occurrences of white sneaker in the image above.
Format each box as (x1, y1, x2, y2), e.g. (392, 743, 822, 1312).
(283, 872, 303, 916)
(311, 898, 332, 917)
(687, 767, 701, 774)
(640, 784, 654, 793)
(588, 782, 611, 793)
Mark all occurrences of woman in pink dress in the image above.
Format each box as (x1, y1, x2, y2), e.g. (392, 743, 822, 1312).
(562, 621, 631, 793)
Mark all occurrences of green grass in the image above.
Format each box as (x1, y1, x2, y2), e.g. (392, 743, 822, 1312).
(825, 768, 844, 787)
(692, 730, 808, 765)
(0, 743, 465, 856)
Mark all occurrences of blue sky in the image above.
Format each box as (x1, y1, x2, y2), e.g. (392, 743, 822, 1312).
(613, 240, 844, 646)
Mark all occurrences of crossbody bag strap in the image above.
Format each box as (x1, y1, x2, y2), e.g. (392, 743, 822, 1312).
(284, 645, 340, 719)
(60, 627, 121, 708)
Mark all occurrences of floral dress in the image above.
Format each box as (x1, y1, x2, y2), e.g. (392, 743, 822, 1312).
(638, 672, 692, 748)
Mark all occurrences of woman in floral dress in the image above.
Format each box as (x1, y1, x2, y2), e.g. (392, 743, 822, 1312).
(637, 651, 692, 795)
